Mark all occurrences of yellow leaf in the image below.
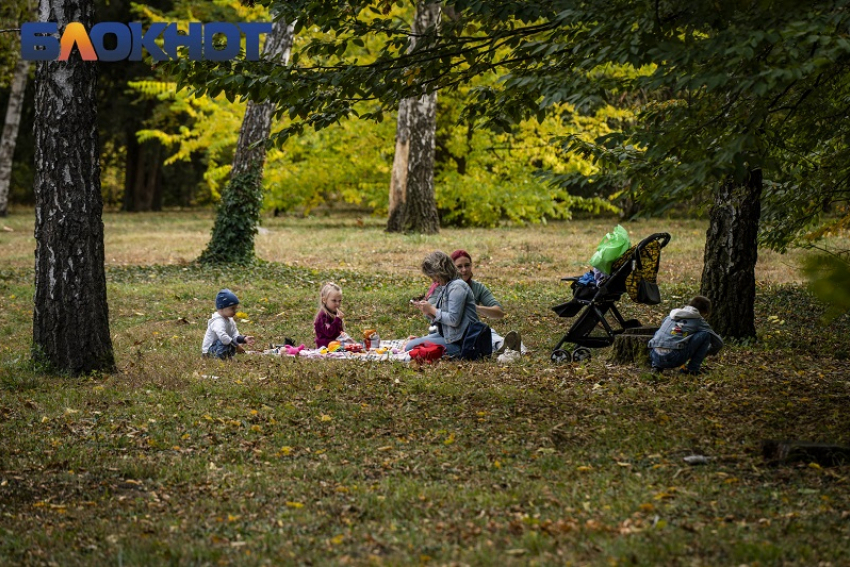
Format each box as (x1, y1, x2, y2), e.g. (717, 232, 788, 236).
(236, 312, 248, 319)
(330, 535, 344, 545)
(251, 425, 262, 432)
(279, 446, 292, 456)
(320, 414, 332, 422)
(444, 434, 455, 445)
(808, 462, 822, 470)
(577, 465, 593, 472)
(286, 501, 304, 509)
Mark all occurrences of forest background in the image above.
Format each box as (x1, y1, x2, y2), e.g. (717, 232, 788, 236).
(0, 0, 619, 227)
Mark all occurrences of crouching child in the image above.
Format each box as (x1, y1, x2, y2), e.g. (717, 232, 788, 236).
(202, 289, 255, 359)
(648, 295, 723, 375)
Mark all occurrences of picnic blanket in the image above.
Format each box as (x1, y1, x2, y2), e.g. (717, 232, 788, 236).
(255, 339, 411, 362)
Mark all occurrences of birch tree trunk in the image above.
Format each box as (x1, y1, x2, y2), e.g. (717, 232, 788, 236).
(33, 0, 115, 374)
(386, 1, 440, 234)
(199, 17, 295, 264)
(0, 57, 29, 217)
(387, 98, 410, 231)
(700, 170, 762, 339)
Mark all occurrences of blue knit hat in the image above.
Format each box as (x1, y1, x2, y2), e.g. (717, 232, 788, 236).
(215, 289, 240, 310)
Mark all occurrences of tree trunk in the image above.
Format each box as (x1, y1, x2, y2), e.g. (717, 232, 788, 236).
(124, 140, 163, 212)
(386, 1, 440, 234)
(700, 170, 762, 339)
(199, 17, 295, 264)
(33, 0, 115, 374)
(387, 98, 410, 232)
(0, 57, 30, 217)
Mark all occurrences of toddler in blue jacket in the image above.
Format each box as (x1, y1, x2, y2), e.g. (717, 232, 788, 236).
(648, 295, 723, 375)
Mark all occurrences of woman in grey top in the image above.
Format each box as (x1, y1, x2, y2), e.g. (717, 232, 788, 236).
(406, 251, 479, 358)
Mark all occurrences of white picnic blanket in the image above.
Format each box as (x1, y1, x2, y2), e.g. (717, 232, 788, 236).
(257, 339, 411, 362)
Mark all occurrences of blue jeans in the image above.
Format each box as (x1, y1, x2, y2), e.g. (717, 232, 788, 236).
(404, 333, 461, 358)
(650, 331, 712, 372)
(205, 339, 237, 360)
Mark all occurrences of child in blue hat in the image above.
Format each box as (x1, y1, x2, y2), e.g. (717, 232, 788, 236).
(202, 289, 255, 359)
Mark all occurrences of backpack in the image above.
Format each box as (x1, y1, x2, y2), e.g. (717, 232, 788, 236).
(409, 341, 446, 363)
(459, 321, 492, 360)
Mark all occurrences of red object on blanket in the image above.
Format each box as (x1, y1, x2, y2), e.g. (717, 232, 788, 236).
(344, 344, 363, 353)
(409, 341, 446, 363)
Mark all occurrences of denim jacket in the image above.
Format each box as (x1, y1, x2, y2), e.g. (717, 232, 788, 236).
(647, 306, 723, 354)
(432, 279, 479, 343)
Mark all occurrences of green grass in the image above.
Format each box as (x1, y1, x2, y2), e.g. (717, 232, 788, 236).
(0, 210, 849, 566)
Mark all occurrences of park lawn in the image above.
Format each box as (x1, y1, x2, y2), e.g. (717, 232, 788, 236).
(0, 210, 849, 566)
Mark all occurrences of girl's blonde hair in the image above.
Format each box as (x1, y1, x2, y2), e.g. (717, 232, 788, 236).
(315, 282, 343, 321)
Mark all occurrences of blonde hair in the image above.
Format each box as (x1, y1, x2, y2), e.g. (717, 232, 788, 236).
(315, 282, 343, 322)
(421, 251, 460, 284)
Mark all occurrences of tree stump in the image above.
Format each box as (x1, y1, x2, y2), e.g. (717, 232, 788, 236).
(611, 326, 658, 365)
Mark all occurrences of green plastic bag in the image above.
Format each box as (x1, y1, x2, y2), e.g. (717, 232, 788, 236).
(589, 225, 631, 275)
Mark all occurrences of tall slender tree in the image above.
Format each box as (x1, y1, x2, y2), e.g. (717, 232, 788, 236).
(386, 0, 440, 234)
(0, 0, 33, 216)
(198, 16, 295, 264)
(32, 0, 114, 374)
(0, 57, 28, 217)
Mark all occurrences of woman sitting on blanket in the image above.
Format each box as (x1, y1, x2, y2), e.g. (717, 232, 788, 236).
(406, 251, 479, 358)
(424, 249, 523, 354)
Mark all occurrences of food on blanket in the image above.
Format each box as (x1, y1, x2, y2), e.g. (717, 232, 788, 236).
(362, 328, 380, 349)
(327, 341, 342, 352)
(376, 347, 388, 354)
(344, 344, 363, 353)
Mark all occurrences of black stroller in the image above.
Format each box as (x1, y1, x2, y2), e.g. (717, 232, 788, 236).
(550, 232, 671, 363)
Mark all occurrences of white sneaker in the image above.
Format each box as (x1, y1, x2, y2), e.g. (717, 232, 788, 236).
(497, 348, 521, 363)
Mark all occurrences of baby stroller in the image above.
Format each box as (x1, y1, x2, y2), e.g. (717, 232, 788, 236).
(550, 232, 671, 363)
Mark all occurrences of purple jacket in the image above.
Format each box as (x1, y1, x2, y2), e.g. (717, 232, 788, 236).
(314, 310, 344, 348)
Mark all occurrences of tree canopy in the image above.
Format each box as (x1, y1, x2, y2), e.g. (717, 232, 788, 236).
(171, 0, 850, 248)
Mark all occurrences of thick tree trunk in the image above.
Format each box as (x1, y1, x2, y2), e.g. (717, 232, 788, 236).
(199, 17, 295, 264)
(33, 0, 115, 374)
(386, 1, 440, 234)
(0, 58, 30, 217)
(700, 170, 762, 339)
(404, 89, 439, 234)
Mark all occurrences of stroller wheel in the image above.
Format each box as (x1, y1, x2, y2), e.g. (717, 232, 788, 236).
(572, 347, 592, 362)
(551, 349, 571, 364)
(623, 319, 642, 329)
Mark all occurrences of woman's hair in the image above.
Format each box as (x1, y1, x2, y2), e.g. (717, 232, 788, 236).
(421, 251, 461, 284)
(451, 249, 472, 262)
(689, 295, 712, 317)
(316, 282, 342, 320)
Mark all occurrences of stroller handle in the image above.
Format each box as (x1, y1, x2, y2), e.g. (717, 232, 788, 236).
(636, 232, 671, 252)
(634, 232, 671, 270)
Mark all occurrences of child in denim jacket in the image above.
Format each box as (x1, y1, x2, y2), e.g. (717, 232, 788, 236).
(648, 295, 723, 375)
